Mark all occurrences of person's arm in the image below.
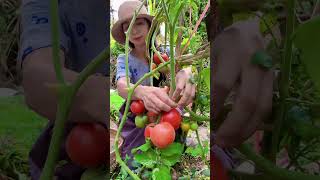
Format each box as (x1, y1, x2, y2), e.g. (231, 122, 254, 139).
(21, 47, 108, 124)
(116, 77, 176, 114)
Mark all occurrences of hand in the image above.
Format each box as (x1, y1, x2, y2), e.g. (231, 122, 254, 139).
(172, 67, 196, 107)
(212, 19, 273, 148)
(135, 86, 177, 114)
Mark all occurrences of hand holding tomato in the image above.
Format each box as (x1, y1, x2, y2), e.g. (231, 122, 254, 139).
(135, 85, 177, 114)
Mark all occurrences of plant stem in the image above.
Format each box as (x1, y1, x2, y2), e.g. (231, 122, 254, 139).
(238, 144, 320, 180)
(49, 0, 65, 85)
(195, 130, 209, 167)
(271, 0, 295, 161)
(40, 87, 72, 180)
(184, 107, 210, 122)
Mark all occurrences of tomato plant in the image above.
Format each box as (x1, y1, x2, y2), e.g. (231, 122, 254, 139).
(150, 122, 176, 149)
(160, 108, 182, 130)
(65, 123, 108, 168)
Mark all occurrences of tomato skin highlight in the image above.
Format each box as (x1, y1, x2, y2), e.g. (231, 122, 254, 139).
(211, 153, 229, 180)
(144, 123, 155, 138)
(150, 122, 175, 149)
(147, 111, 158, 123)
(160, 108, 182, 130)
(66, 123, 108, 168)
(153, 53, 169, 65)
(130, 100, 145, 115)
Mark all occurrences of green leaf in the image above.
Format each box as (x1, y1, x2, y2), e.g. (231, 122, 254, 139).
(293, 120, 320, 140)
(199, 68, 210, 89)
(293, 16, 320, 91)
(152, 165, 171, 180)
(134, 149, 157, 167)
(251, 50, 273, 69)
(81, 168, 107, 180)
(161, 154, 181, 166)
(160, 142, 184, 156)
(185, 146, 202, 157)
(202, 168, 210, 177)
(131, 140, 152, 154)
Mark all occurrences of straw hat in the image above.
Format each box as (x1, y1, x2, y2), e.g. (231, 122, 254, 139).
(111, 0, 154, 45)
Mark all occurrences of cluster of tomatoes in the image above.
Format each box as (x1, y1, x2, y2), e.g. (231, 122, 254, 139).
(130, 99, 199, 149)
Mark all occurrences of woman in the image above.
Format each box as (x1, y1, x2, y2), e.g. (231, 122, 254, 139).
(111, 0, 196, 168)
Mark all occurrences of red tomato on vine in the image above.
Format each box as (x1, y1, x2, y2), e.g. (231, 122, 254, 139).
(130, 100, 145, 115)
(66, 123, 108, 167)
(160, 108, 182, 130)
(150, 122, 175, 149)
(153, 53, 169, 65)
(144, 123, 155, 138)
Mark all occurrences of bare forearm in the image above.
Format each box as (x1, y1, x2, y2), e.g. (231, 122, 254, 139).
(21, 48, 107, 123)
(117, 78, 144, 100)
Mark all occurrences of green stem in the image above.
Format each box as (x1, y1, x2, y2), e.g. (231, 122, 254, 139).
(40, 87, 73, 180)
(49, 0, 65, 85)
(271, 0, 295, 161)
(169, 27, 176, 96)
(184, 107, 210, 122)
(195, 130, 209, 167)
(238, 144, 320, 180)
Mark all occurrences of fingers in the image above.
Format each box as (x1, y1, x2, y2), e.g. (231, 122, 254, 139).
(172, 78, 185, 101)
(215, 63, 265, 148)
(178, 83, 196, 107)
(155, 89, 177, 111)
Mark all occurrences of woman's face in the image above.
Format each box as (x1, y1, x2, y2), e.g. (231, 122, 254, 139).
(122, 18, 150, 47)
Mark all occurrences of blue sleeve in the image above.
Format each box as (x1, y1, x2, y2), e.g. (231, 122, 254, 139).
(116, 54, 132, 81)
(18, 0, 70, 64)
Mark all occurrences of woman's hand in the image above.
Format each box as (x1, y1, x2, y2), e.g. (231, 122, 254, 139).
(135, 85, 177, 114)
(172, 66, 196, 107)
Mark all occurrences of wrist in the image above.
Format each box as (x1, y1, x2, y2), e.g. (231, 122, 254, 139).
(133, 85, 146, 100)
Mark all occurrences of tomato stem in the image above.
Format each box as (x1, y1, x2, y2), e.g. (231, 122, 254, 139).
(271, 0, 295, 161)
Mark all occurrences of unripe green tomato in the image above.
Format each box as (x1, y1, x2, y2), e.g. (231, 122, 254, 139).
(190, 122, 198, 131)
(135, 115, 148, 128)
(181, 122, 190, 132)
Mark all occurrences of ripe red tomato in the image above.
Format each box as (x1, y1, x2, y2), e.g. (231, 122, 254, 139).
(153, 53, 169, 65)
(211, 153, 229, 180)
(147, 111, 158, 123)
(130, 100, 145, 115)
(144, 123, 155, 138)
(150, 122, 175, 149)
(160, 108, 182, 130)
(66, 123, 108, 167)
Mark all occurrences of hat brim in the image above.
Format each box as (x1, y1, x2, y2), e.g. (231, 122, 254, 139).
(111, 14, 154, 45)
